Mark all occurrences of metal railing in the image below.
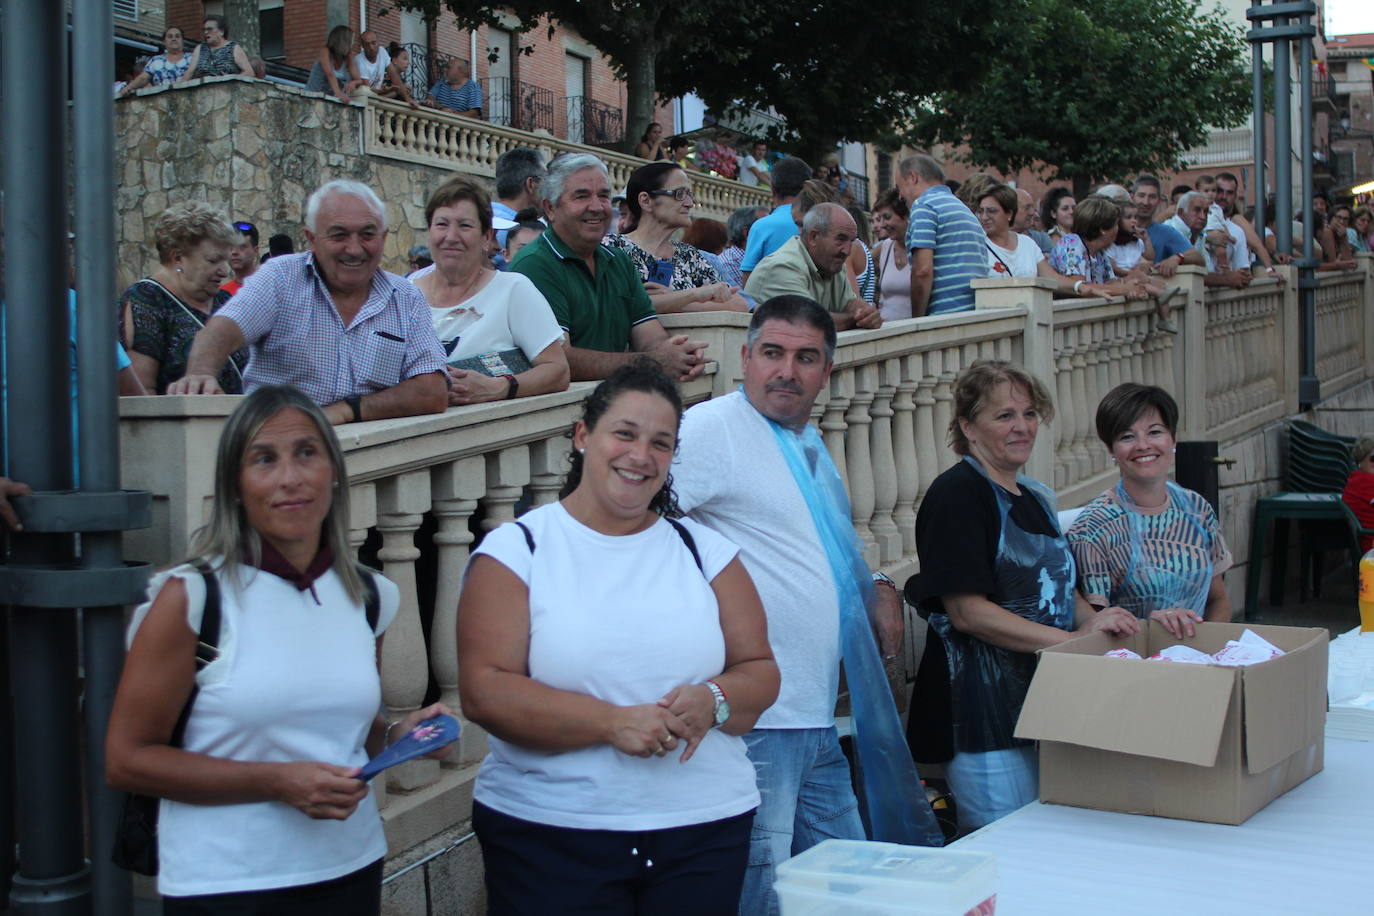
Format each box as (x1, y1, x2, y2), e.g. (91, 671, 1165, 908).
(564, 95, 624, 148)
(483, 76, 556, 134)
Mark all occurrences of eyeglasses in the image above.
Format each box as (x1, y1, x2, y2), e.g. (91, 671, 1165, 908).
(648, 188, 694, 203)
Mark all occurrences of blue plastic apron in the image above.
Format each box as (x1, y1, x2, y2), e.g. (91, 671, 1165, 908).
(764, 412, 945, 847)
(929, 456, 1077, 755)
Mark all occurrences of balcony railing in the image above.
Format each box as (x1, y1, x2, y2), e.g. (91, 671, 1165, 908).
(483, 77, 557, 135)
(364, 95, 771, 220)
(564, 95, 624, 148)
(1182, 127, 1253, 168)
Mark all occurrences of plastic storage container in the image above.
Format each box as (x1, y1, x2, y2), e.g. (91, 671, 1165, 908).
(774, 839, 997, 916)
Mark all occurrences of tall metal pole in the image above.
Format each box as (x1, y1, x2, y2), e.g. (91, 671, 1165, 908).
(1252, 41, 1267, 238)
(1296, 14, 1319, 407)
(1273, 14, 1292, 255)
(3, 0, 88, 912)
(73, 0, 133, 911)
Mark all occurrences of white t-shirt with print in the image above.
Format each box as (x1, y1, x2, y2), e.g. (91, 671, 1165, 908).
(428, 271, 563, 364)
(986, 233, 1044, 279)
(470, 503, 759, 830)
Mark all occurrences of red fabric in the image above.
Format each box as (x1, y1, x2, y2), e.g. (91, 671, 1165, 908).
(1343, 472, 1374, 553)
(219, 279, 242, 296)
(249, 538, 334, 604)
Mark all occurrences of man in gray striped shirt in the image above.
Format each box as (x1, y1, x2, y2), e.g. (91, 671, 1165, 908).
(899, 155, 987, 316)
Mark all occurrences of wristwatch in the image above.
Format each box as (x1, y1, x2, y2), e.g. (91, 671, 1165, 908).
(705, 680, 730, 728)
(502, 374, 519, 400)
(872, 571, 897, 590)
(344, 395, 363, 423)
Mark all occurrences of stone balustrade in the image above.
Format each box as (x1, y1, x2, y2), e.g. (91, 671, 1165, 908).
(364, 95, 770, 222)
(116, 256, 1373, 891)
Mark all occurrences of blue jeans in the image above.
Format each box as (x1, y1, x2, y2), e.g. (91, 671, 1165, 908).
(738, 727, 865, 916)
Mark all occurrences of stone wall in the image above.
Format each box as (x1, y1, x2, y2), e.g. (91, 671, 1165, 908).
(116, 77, 482, 281)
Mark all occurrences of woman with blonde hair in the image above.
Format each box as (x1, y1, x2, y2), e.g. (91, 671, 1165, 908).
(907, 360, 1139, 830)
(107, 385, 451, 912)
(304, 25, 364, 102)
(119, 202, 247, 394)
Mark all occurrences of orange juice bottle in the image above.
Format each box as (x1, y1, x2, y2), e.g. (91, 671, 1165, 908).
(1361, 548, 1374, 632)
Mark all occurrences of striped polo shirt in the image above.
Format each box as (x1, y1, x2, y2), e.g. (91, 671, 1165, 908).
(905, 184, 986, 314)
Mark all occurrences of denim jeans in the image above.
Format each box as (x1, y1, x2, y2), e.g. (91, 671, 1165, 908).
(945, 745, 1038, 831)
(738, 727, 865, 916)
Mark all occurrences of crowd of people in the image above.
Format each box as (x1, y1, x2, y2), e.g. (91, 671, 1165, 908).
(75, 38, 1374, 911)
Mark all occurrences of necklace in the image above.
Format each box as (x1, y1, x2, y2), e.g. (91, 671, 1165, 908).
(430, 266, 489, 309)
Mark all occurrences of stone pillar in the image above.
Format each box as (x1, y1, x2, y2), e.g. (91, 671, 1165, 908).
(377, 469, 438, 792)
(1172, 265, 1208, 440)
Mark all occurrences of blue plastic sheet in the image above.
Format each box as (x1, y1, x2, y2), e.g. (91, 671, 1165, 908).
(766, 415, 945, 847)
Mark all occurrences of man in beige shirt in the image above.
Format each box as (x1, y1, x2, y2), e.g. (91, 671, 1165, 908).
(745, 203, 881, 330)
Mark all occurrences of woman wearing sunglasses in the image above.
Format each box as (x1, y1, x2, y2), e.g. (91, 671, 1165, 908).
(605, 162, 750, 314)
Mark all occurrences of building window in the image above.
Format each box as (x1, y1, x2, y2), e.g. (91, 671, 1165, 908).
(113, 0, 139, 20)
(260, 3, 284, 59)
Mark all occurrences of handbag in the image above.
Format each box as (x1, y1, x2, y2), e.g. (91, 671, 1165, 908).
(110, 563, 382, 875)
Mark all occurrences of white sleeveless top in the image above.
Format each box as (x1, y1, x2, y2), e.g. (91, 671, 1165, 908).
(128, 561, 398, 897)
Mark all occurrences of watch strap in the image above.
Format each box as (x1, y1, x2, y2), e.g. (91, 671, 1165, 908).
(344, 394, 363, 423)
(502, 374, 518, 399)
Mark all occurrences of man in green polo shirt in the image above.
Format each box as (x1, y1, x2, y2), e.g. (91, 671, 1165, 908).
(744, 203, 881, 331)
(510, 153, 707, 381)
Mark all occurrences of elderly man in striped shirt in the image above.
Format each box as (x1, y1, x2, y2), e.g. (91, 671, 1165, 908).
(898, 154, 987, 316)
(169, 179, 448, 424)
(427, 57, 482, 118)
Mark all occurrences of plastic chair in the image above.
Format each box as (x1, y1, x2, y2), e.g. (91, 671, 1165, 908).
(1243, 422, 1360, 621)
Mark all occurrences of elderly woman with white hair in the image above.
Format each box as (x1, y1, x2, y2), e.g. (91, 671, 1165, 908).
(167, 179, 449, 421)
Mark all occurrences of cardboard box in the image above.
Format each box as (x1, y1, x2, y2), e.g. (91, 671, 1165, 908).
(1013, 621, 1328, 825)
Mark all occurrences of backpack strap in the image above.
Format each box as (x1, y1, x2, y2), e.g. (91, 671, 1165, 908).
(358, 564, 380, 633)
(517, 517, 703, 576)
(169, 560, 222, 747)
(666, 518, 704, 575)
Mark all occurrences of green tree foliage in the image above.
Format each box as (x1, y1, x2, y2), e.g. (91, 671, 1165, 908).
(904, 0, 1251, 195)
(386, 0, 999, 160)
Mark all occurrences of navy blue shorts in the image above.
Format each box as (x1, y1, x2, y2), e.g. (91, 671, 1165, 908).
(161, 858, 382, 915)
(473, 801, 753, 916)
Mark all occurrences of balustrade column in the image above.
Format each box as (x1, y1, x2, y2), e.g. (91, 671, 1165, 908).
(345, 483, 383, 806)
(482, 446, 531, 533)
(1068, 326, 1093, 478)
(1053, 331, 1073, 490)
(844, 381, 878, 565)
(1089, 323, 1111, 474)
(820, 374, 851, 484)
(864, 363, 899, 563)
(1129, 315, 1146, 382)
(913, 356, 939, 506)
(377, 470, 438, 792)
(528, 438, 569, 508)
(931, 350, 958, 472)
(891, 357, 920, 558)
(1105, 319, 1124, 394)
(429, 456, 487, 766)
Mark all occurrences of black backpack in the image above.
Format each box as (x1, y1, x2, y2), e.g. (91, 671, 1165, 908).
(111, 561, 380, 876)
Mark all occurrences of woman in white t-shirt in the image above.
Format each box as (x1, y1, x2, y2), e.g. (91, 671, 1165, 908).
(415, 176, 570, 405)
(106, 385, 452, 912)
(978, 184, 1067, 285)
(459, 359, 780, 915)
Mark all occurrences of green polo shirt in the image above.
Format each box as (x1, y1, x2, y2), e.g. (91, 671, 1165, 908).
(509, 228, 657, 352)
(743, 235, 851, 314)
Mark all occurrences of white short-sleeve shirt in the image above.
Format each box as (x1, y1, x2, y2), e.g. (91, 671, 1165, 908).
(428, 271, 564, 364)
(469, 503, 760, 830)
(986, 233, 1045, 279)
(353, 48, 390, 87)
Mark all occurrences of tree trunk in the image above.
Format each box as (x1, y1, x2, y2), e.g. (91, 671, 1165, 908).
(622, 45, 657, 157)
(224, 0, 261, 61)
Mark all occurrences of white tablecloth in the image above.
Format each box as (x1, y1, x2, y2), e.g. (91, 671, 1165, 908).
(952, 738, 1373, 914)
